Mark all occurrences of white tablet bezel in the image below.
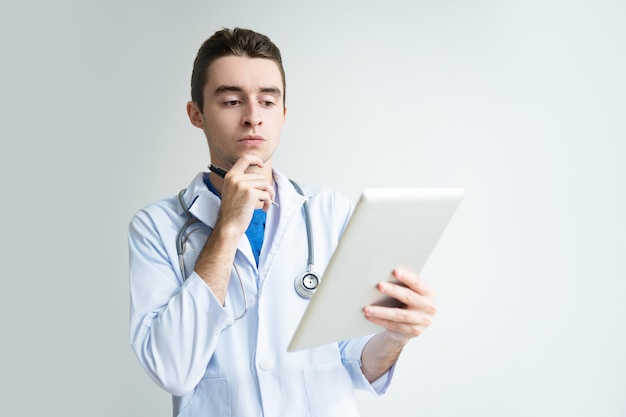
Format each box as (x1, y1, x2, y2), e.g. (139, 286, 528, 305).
(287, 187, 464, 351)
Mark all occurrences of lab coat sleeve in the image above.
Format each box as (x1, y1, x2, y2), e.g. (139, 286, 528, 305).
(128, 209, 230, 397)
(338, 337, 396, 396)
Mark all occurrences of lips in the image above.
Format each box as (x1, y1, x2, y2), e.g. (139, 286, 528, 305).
(239, 135, 265, 145)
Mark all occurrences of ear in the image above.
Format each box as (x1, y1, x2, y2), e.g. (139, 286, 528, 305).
(186, 101, 204, 129)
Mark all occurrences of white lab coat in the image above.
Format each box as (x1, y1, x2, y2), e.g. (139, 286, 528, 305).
(128, 170, 393, 417)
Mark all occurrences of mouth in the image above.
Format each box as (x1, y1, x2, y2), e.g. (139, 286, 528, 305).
(238, 135, 265, 145)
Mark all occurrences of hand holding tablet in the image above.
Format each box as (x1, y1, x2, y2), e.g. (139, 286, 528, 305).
(288, 188, 464, 351)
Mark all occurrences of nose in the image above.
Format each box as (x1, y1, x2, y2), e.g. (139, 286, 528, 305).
(241, 102, 262, 127)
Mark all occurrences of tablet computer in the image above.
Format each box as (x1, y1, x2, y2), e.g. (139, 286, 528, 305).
(287, 187, 464, 351)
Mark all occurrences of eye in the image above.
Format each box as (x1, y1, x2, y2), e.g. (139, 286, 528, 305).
(224, 100, 241, 107)
(259, 99, 277, 108)
(257, 93, 278, 108)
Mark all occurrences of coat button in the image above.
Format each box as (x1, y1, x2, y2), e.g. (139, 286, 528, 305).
(258, 358, 272, 370)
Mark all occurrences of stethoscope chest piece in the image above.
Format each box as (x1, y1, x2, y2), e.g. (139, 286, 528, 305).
(294, 269, 321, 299)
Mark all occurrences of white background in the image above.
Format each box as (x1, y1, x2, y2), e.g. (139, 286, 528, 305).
(1, 1, 625, 416)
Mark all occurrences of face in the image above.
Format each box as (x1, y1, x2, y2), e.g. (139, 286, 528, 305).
(187, 56, 287, 170)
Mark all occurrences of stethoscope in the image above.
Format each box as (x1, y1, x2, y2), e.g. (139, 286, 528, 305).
(175, 177, 321, 321)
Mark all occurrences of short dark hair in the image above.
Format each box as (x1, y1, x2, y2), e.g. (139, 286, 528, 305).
(190, 27, 286, 111)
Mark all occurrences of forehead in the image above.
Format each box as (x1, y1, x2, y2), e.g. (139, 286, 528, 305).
(205, 56, 284, 92)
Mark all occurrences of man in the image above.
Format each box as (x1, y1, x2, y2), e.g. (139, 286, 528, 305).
(129, 27, 436, 416)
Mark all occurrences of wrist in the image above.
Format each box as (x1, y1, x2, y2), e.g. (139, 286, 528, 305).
(381, 330, 410, 347)
(212, 219, 244, 243)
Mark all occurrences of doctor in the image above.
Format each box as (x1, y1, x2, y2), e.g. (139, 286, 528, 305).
(129, 27, 437, 416)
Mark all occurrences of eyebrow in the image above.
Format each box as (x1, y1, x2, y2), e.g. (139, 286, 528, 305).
(213, 85, 282, 97)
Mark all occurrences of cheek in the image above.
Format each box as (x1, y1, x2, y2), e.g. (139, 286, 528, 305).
(205, 113, 238, 134)
(269, 113, 286, 132)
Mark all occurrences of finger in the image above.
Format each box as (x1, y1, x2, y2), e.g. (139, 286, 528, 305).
(228, 154, 265, 175)
(376, 281, 417, 309)
(228, 156, 275, 202)
(234, 176, 275, 206)
(376, 281, 437, 315)
(363, 306, 432, 338)
(364, 304, 415, 324)
(223, 179, 271, 208)
(251, 188, 274, 212)
(392, 269, 433, 297)
(365, 316, 430, 339)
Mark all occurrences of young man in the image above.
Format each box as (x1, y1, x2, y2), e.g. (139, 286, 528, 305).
(129, 28, 436, 416)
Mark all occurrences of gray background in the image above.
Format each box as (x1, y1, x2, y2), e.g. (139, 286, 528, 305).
(1, 0, 625, 416)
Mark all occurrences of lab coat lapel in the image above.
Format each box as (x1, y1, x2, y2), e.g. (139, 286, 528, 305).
(258, 171, 307, 284)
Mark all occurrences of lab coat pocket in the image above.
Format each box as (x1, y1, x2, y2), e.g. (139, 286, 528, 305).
(176, 377, 231, 417)
(302, 363, 360, 417)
